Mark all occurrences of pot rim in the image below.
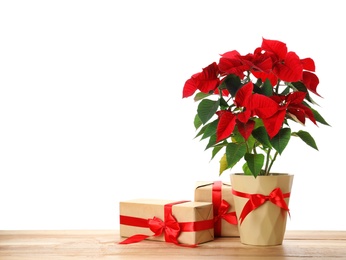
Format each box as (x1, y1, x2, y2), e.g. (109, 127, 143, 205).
(231, 173, 293, 176)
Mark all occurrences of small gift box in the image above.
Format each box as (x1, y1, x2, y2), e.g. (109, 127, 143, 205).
(194, 181, 239, 237)
(119, 199, 214, 246)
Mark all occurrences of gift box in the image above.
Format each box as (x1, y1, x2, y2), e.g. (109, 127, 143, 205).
(119, 199, 214, 246)
(194, 181, 239, 237)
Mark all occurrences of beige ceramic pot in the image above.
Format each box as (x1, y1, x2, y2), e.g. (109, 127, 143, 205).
(230, 173, 294, 246)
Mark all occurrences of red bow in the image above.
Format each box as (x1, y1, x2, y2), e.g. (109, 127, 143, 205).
(232, 188, 290, 224)
(214, 199, 238, 225)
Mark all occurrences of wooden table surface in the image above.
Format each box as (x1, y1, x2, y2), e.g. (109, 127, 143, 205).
(1, 230, 346, 259)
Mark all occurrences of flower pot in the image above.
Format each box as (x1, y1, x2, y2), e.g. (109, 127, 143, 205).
(230, 173, 294, 246)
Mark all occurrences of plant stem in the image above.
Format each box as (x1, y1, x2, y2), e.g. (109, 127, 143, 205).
(245, 141, 250, 153)
(264, 148, 271, 175)
(267, 151, 279, 175)
(219, 87, 223, 100)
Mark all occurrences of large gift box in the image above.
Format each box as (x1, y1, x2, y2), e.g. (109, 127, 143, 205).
(194, 181, 239, 237)
(119, 199, 214, 246)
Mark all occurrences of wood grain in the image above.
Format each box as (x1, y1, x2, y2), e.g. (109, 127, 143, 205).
(1, 230, 346, 259)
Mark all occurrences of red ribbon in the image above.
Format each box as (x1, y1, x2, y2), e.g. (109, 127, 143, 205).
(232, 188, 290, 224)
(212, 181, 238, 236)
(119, 200, 214, 247)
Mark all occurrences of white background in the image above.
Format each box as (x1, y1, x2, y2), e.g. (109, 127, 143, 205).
(0, 0, 344, 230)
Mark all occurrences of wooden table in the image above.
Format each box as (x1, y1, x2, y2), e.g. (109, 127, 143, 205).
(1, 230, 345, 259)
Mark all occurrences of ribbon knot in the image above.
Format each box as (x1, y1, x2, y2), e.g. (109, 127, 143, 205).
(214, 200, 238, 225)
(148, 214, 181, 244)
(232, 187, 290, 224)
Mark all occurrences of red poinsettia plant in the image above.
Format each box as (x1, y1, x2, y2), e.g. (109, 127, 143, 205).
(183, 38, 329, 177)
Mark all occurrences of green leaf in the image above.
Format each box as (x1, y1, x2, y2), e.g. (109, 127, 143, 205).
(194, 123, 207, 138)
(211, 144, 225, 160)
(253, 118, 264, 128)
(230, 127, 245, 143)
(261, 79, 273, 96)
(252, 126, 272, 148)
(292, 130, 318, 150)
(270, 128, 291, 154)
(205, 134, 217, 150)
(201, 119, 218, 140)
(194, 92, 211, 102)
(197, 99, 220, 124)
(280, 85, 290, 95)
(220, 74, 242, 97)
(310, 107, 330, 126)
(242, 162, 253, 175)
(226, 143, 247, 169)
(244, 153, 264, 177)
(219, 153, 228, 175)
(253, 79, 262, 94)
(291, 81, 307, 92)
(246, 135, 257, 150)
(219, 97, 229, 109)
(194, 114, 202, 130)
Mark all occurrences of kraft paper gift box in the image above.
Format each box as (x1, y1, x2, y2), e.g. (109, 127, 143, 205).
(194, 181, 239, 237)
(119, 199, 214, 246)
